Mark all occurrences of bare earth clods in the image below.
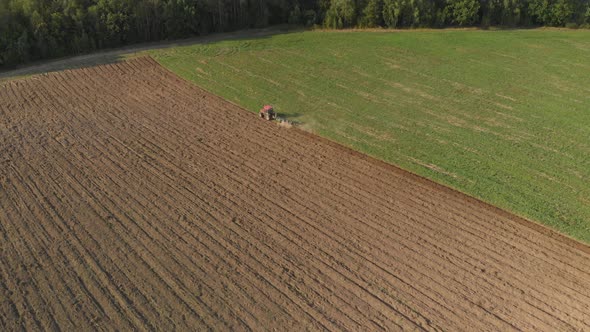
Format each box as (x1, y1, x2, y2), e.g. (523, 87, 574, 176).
(1, 57, 589, 331)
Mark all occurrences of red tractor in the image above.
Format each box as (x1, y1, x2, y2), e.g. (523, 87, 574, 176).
(259, 105, 276, 121)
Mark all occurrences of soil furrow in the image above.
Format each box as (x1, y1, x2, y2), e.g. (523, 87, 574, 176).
(95, 67, 584, 330)
(76, 59, 590, 330)
(48, 68, 340, 331)
(2, 57, 589, 331)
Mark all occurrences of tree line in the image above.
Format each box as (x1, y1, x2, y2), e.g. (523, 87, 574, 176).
(1, 0, 589, 68)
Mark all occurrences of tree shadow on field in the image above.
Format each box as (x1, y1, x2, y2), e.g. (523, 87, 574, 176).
(0, 25, 301, 82)
(0, 53, 126, 82)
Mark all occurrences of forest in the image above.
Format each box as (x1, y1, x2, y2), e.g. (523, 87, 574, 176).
(1, 0, 589, 68)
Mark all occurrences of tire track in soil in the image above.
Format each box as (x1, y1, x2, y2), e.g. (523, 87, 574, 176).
(1, 57, 590, 331)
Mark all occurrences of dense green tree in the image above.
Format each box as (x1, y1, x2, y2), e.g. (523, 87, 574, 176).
(382, 0, 402, 27)
(1, 0, 589, 68)
(481, 0, 501, 26)
(528, 0, 579, 25)
(500, 0, 525, 25)
(445, 0, 480, 25)
(359, 0, 384, 27)
(412, 0, 436, 26)
(325, 0, 357, 28)
(550, 0, 574, 25)
(529, 0, 552, 24)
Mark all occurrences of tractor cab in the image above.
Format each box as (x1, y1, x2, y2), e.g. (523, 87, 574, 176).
(259, 105, 276, 121)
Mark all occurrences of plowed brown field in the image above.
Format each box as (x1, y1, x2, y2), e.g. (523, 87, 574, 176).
(1, 57, 589, 331)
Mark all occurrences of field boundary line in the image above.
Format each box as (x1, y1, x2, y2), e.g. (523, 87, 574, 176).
(145, 55, 590, 253)
(6, 54, 590, 254)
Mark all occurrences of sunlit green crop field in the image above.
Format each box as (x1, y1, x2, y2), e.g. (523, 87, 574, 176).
(151, 29, 590, 242)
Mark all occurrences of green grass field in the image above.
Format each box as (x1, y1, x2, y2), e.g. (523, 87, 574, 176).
(151, 29, 590, 242)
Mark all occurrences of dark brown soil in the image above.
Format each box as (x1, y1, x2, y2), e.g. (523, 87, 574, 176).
(1, 57, 589, 331)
